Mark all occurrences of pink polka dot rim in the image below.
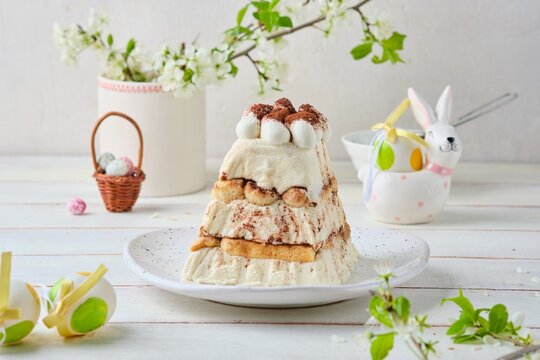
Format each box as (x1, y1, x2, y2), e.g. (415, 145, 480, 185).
(68, 198, 86, 215)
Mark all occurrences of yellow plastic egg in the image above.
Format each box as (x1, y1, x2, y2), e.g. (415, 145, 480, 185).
(44, 265, 116, 337)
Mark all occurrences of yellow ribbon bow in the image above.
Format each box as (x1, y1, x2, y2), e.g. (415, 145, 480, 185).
(371, 99, 428, 148)
(43, 264, 107, 336)
(0, 252, 22, 325)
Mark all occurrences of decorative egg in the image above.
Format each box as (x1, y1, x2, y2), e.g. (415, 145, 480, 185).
(118, 156, 135, 174)
(374, 137, 425, 172)
(67, 198, 86, 215)
(1, 279, 41, 345)
(105, 159, 129, 176)
(97, 152, 115, 171)
(45, 271, 116, 337)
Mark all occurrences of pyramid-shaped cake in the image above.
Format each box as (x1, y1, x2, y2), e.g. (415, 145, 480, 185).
(182, 98, 358, 286)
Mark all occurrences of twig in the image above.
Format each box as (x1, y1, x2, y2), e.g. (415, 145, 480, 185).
(230, 0, 373, 60)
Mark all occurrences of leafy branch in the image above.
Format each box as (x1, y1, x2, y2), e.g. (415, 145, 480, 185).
(53, 1, 407, 96)
(442, 289, 534, 347)
(366, 273, 437, 360)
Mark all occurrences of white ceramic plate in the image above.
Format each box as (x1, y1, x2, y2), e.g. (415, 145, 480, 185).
(123, 227, 429, 308)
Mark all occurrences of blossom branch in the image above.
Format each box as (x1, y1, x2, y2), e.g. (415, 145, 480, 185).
(230, 0, 373, 61)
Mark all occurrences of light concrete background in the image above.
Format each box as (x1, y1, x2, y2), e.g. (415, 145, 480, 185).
(0, 0, 538, 162)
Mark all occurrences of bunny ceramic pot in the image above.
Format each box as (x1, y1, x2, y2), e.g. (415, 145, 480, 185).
(364, 86, 462, 224)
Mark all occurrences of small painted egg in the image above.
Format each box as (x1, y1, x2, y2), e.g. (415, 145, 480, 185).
(118, 156, 135, 174)
(1, 279, 41, 345)
(97, 152, 115, 171)
(47, 273, 116, 337)
(67, 198, 86, 215)
(105, 159, 129, 176)
(374, 137, 425, 172)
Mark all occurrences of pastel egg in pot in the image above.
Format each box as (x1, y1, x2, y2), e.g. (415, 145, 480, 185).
(44, 265, 116, 337)
(105, 159, 130, 176)
(0, 278, 41, 345)
(373, 136, 424, 172)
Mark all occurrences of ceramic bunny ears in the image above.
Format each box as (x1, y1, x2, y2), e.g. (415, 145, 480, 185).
(408, 86, 452, 130)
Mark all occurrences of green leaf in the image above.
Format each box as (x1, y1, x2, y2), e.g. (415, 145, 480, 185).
(453, 334, 481, 344)
(237, 5, 250, 26)
(278, 16, 293, 28)
(256, 10, 280, 31)
(107, 34, 113, 47)
(369, 296, 393, 328)
(446, 318, 470, 336)
(125, 38, 136, 56)
(488, 304, 509, 334)
(382, 32, 406, 50)
(350, 42, 373, 60)
(269, 0, 279, 10)
(370, 333, 395, 360)
(393, 296, 410, 321)
(441, 289, 476, 320)
(251, 1, 269, 10)
(230, 62, 238, 76)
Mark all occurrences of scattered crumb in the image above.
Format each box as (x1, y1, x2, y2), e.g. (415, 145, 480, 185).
(150, 212, 160, 219)
(474, 346, 482, 351)
(516, 267, 529, 274)
(531, 277, 539, 283)
(166, 216, 178, 221)
(185, 211, 192, 215)
(448, 347, 455, 351)
(331, 335, 346, 344)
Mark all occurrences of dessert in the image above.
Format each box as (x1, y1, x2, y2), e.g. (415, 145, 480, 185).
(182, 98, 358, 286)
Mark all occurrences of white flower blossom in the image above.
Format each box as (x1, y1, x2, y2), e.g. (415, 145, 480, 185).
(512, 311, 525, 327)
(373, 260, 394, 277)
(482, 335, 501, 346)
(373, 11, 394, 39)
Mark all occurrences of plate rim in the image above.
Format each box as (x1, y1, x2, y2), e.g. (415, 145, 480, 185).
(122, 227, 430, 294)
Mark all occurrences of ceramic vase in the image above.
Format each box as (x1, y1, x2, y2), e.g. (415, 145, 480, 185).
(97, 77, 206, 197)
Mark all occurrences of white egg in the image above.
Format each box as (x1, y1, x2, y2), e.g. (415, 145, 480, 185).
(47, 273, 116, 337)
(97, 152, 115, 170)
(105, 159, 129, 176)
(1, 279, 40, 345)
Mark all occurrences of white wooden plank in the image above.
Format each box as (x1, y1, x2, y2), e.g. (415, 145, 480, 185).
(1, 181, 539, 207)
(1, 323, 536, 360)
(2, 229, 539, 260)
(6, 254, 540, 291)
(1, 203, 539, 230)
(111, 287, 540, 327)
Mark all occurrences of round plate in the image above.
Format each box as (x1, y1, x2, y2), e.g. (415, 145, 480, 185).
(123, 227, 429, 308)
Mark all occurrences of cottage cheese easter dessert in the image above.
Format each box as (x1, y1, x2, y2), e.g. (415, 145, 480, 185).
(182, 98, 359, 286)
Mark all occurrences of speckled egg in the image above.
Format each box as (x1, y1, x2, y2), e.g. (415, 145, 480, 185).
(105, 159, 129, 176)
(97, 152, 115, 171)
(67, 198, 86, 215)
(1, 279, 41, 345)
(47, 272, 116, 337)
(118, 156, 135, 174)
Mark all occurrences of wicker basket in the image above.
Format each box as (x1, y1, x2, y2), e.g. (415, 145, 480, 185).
(91, 111, 145, 212)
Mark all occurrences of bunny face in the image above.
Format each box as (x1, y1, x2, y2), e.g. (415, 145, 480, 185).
(408, 86, 462, 169)
(424, 122, 462, 168)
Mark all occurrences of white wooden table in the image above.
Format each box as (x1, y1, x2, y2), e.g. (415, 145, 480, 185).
(1, 156, 539, 359)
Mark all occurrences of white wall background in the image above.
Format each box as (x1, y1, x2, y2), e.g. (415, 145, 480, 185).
(0, 0, 539, 162)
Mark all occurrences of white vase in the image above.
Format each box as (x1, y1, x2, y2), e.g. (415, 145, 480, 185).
(97, 77, 206, 196)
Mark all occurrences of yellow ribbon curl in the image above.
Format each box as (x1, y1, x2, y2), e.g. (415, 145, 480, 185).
(0, 252, 22, 325)
(371, 99, 428, 148)
(43, 264, 108, 336)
